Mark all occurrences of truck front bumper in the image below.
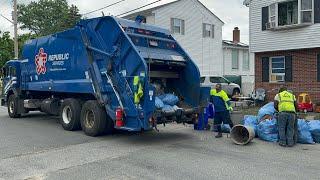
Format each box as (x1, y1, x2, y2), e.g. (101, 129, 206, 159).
(0, 98, 5, 106)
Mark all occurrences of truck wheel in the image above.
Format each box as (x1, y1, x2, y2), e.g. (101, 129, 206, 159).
(232, 88, 240, 96)
(8, 95, 21, 118)
(60, 98, 82, 131)
(80, 100, 107, 137)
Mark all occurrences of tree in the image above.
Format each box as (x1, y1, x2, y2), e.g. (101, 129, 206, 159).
(0, 31, 14, 68)
(17, 0, 81, 36)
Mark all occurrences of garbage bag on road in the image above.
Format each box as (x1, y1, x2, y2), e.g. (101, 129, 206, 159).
(213, 123, 231, 133)
(243, 115, 258, 136)
(160, 94, 179, 106)
(308, 120, 320, 143)
(297, 119, 315, 144)
(257, 102, 275, 121)
(257, 119, 278, 142)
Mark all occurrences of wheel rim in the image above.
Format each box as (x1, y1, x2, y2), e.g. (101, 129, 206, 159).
(62, 106, 72, 124)
(9, 100, 14, 114)
(85, 110, 95, 129)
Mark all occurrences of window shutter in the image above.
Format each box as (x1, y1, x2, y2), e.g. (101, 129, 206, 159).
(317, 54, 320, 81)
(285, 56, 293, 82)
(262, 6, 269, 31)
(262, 57, 269, 82)
(212, 25, 215, 38)
(170, 18, 174, 33)
(202, 23, 206, 38)
(181, 20, 185, 35)
(315, 0, 320, 23)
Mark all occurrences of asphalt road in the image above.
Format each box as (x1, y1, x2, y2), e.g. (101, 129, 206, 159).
(0, 106, 319, 180)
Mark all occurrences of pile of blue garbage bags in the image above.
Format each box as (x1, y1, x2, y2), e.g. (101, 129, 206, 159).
(155, 94, 179, 112)
(242, 102, 320, 144)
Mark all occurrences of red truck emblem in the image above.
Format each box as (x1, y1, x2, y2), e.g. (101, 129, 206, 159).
(35, 48, 48, 75)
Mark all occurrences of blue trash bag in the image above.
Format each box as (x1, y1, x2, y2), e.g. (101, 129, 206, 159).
(297, 119, 315, 144)
(207, 103, 215, 119)
(257, 102, 276, 121)
(307, 120, 320, 143)
(155, 97, 164, 109)
(213, 123, 231, 133)
(257, 119, 279, 142)
(161, 94, 179, 106)
(221, 124, 231, 133)
(243, 115, 258, 136)
(162, 105, 175, 112)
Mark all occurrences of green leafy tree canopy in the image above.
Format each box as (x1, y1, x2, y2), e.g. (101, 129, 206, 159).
(0, 31, 14, 68)
(18, 0, 81, 36)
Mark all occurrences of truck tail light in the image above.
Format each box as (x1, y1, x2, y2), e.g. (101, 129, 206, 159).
(115, 107, 124, 127)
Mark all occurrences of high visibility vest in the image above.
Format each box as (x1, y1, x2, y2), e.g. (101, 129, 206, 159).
(133, 76, 144, 104)
(210, 89, 232, 111)
(278, 91, 296, 112)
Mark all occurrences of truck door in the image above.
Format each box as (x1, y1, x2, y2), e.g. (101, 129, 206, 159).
(2, 66, 17, 96)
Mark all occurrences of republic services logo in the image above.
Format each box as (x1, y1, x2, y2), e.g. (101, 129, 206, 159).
(35, 48, 48, 75)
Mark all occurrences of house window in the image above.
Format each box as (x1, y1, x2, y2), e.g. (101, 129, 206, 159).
(301, 0, 313, 23)
(232, 49, 239, 70)
(270, 56, 285, 82)
(243, 51, 250, 71)
(264, 0, 314, 29)
(278, 0, 299, 26)
(171, 18, 185, 35)
(203, 23, 214, 38)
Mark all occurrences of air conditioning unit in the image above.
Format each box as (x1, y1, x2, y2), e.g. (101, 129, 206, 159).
(266, 22, 276, 30)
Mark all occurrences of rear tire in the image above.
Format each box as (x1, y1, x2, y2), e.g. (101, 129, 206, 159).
(60, 98, 82, 131)
(232, 88, 240, 96)
(80, 100, 107, 137)
(8, 95, 21, 118)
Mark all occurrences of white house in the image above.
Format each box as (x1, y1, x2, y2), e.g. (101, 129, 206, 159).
(222, 27, 255, 96)
(123, 0, 224, 76)
(244, 0, 320, 101)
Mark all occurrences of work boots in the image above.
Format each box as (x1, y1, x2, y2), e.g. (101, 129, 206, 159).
(215, 132, 222, 138)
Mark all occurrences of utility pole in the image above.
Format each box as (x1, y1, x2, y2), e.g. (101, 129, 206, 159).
(13, 0, 18, 59)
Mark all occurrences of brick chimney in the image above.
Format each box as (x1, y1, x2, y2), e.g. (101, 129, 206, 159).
(233, 27, 240, 44)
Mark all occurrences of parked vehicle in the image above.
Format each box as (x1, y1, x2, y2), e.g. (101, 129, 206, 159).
(0, 16, 209, 136)
(200, 75, 241, 96)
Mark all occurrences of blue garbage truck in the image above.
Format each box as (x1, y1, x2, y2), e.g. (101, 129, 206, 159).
(0, 16, 209, 136)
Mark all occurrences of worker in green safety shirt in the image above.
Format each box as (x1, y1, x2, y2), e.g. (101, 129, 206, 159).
(274, 87, 298, 147)
(210, 84, 234, 138)
(133, 75, 144, 105)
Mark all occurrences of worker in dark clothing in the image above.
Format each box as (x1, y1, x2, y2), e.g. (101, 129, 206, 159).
(210, 84, 234, 138)
(274, 87, 298, 147)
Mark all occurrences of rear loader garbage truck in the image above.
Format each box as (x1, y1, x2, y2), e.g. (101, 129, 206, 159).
(0, 16, 209, 136)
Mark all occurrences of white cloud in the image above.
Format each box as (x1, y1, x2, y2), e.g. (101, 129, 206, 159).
(0, 0, 249, 43)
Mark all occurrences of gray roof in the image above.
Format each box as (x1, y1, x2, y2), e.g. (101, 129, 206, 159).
(223, 40, 249, 49)
(123, 0, 224, 24)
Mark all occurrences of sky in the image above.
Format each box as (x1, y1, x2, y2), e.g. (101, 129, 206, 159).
(0, 0, 249, 43)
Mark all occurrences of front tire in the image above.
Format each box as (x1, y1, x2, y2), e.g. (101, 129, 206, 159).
(60, 98, 82, 131)
(80, 100, 107, 137)
(7, 95, 21, 118)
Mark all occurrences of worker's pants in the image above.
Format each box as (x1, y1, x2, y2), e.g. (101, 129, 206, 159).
(214, 111, 234, 133)
(278, 112, 296, 145)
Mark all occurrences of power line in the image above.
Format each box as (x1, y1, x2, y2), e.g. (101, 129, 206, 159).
(82, 0, 126, 16)
(0, 14, 13, 24)
(116, 0, 162, 17)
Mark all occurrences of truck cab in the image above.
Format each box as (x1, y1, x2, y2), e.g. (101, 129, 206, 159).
(1, 60, 21, 107)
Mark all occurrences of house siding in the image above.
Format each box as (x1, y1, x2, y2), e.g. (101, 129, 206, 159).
(152, 0, 224, 75)
(249, 0, 320, 53)
(255, 48, 320, 101)
(223, 47, 255, 95)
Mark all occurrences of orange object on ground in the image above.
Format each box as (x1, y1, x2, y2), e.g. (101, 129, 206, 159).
(297, 93, 313, 112)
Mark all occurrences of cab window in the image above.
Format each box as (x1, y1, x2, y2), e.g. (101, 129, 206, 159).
(10, 67, 16, 77)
